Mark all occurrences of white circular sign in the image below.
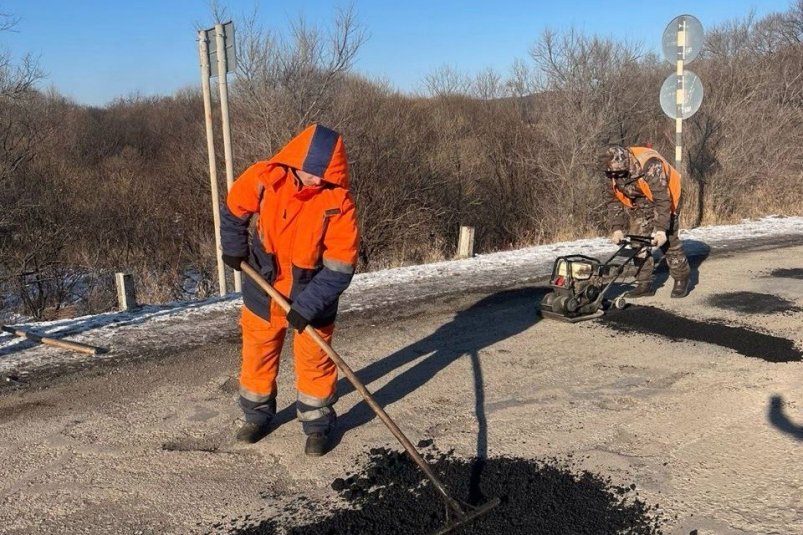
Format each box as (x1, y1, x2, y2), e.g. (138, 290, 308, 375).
(660, 71, 704, 119)
(662, 14, 704, 64)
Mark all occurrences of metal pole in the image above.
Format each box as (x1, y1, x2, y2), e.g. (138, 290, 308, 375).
(215, 23, 241, 293)
(199, 30, 226, 296)
(675, 19, 686, 169)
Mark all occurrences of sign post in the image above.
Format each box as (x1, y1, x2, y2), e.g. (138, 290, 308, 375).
(660, 15, 704, 169)
(198, 29, 226, 296)
(199, 21, 239, 294)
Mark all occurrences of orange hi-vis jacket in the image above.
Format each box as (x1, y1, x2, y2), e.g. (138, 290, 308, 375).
(220, 124, 359, 325)
(611, 147, 682, 214)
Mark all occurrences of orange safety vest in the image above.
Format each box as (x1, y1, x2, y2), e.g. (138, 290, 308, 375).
(611, 147, 681, 213)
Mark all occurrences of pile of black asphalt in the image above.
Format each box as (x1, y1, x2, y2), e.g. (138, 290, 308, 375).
(707, 291, 801, 315)
(601, 305, 802, 363)
(225, 444, 666, 534)
(770, 267, 803, 280)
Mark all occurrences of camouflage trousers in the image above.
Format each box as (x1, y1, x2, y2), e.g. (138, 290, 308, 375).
(625, 210, 690, 283)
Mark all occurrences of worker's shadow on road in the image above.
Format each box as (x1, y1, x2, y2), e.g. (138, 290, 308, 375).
(275, 286, 547, 467)
(331, 285, 547, 486)
(768, 395, 803, 441)
(652, 238, 711, 295)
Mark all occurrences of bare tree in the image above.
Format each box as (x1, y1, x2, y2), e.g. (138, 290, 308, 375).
(523, 30, 654, 236)
(231, 3, 366, 164)
(0, 13, 44, 187)
(0, 12, 46, 293)
(423, 65, 472, 97)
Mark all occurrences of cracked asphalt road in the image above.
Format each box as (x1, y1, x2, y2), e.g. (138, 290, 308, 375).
(0, 242, 802, 535)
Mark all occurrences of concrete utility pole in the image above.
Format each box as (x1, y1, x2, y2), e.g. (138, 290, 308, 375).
(214, 23, 241, 292)
(198, 21, 239, 296)
(198, 30, 226, 296)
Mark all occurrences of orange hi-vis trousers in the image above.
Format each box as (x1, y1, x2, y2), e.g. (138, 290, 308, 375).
(238, 306, 337, 433)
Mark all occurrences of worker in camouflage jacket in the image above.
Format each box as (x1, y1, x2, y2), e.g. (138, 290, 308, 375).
(604, 145, 690, 298)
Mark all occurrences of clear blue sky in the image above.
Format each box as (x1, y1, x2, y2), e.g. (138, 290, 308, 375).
(1, 0, 793, 106)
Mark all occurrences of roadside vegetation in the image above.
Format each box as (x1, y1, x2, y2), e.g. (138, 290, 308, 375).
(0, 3, 801, 319)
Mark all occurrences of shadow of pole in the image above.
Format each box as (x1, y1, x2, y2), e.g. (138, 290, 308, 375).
(768, 395, 803, 441)
(468, 347, 487, 503)
(272, 287, 548, 456)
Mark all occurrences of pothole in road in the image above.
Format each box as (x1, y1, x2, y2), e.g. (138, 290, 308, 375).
(708, 291, 801, 314)
(770, 268, 803, 280)
(223, 447, 665, 535)
(601, 305, 802, 363)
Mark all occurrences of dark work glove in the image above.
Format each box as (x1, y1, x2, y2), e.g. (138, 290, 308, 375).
(222, 254, 247, 271)
(286, 308, 310, 333)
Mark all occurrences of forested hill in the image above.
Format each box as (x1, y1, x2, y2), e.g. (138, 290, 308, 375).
(1, 3, 801, 319)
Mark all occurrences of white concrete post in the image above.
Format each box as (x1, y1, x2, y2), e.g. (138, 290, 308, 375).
(457, 226, 475, 259)
(115, 272, 138, 311)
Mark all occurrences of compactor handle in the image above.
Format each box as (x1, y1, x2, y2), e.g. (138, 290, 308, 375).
(625, 234, 653, 247)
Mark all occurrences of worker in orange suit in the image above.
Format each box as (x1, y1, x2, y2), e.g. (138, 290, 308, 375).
(220, 124, 359, 456)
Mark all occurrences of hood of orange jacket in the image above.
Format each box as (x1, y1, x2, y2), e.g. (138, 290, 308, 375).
(266, 124, 349, 189)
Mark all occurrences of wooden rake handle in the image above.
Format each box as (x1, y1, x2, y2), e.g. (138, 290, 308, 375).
(1, 325, 104, 355)
(239, 261, 469, 519)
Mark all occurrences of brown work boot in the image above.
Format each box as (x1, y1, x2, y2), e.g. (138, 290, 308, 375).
(236, 421, 271, 444)
(671, 278, 690, 298)
(304, 432, 330, 457)
(627, 282, 655, 298)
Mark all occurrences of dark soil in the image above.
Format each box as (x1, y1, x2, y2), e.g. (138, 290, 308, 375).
(601, 305, 802, 363)
(770, 268, 803, 280)
(707, 292, 801, 314)
(225, 447, 665, 535)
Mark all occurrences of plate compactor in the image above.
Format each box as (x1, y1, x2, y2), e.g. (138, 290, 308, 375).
(540, 235, 653, 322)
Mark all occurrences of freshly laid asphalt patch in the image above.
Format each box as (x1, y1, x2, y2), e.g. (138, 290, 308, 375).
(602, 306, 802, 363)
(708, 291, 801, 315)
(770, 267, 803, 280)
(227, 447, 665, 534)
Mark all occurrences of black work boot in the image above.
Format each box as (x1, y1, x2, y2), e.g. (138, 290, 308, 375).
(304, 432, 329, 457)
(671, 277, 690, 298)
(236, 421, 271, 444)
(627, 282, 655, 298)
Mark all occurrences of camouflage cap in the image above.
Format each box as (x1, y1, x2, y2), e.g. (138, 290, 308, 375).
(605, 145, 630, 172)
(605, 145, 641, 176)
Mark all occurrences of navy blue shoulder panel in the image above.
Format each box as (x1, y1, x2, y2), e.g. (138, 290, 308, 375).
(302, 125, 339, 178)
(220, 203, 250, 257)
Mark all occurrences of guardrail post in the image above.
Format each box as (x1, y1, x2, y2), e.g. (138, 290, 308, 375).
(115, 272, 138, 311)
(457, 226, 475, 259)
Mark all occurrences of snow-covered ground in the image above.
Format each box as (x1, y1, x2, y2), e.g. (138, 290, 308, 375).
(2, 216, 802, 376)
